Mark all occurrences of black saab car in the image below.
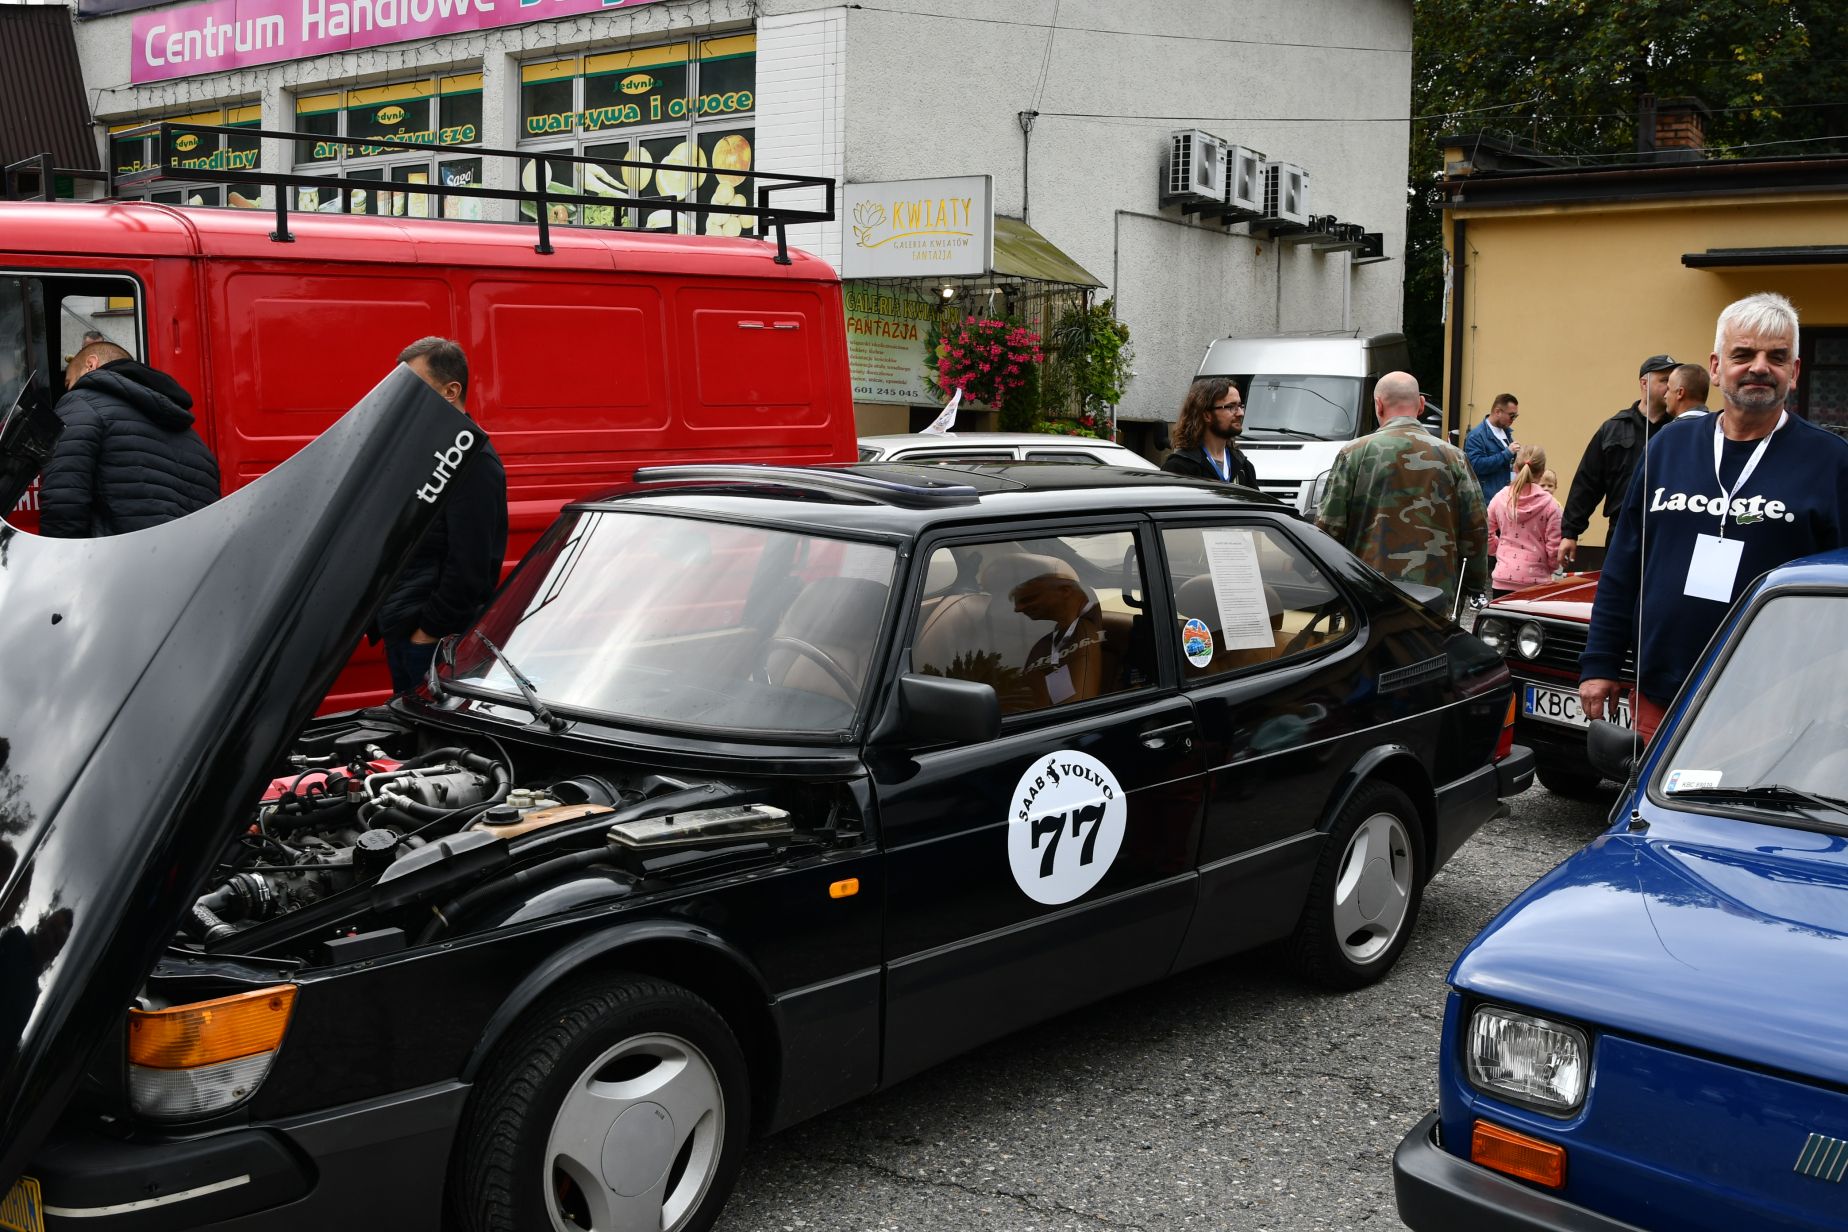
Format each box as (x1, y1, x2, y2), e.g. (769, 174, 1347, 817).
(0, 369, 1530, 1232)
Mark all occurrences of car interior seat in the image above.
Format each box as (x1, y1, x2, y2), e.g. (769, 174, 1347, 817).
(761, 575, 890, 705)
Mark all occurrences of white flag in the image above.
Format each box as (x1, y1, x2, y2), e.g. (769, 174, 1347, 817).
(920, 389, 961, 436)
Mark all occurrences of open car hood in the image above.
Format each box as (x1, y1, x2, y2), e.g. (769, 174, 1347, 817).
(0, 367, 479, 1184)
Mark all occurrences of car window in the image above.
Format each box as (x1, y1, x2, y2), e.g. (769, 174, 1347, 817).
(452, 510, 896, 735)
(1023, 450, 1102, 465)
(896, 450, 1014, 464)
(911, 530, 1154, 716)
(1161, 524, 1354, 678)
(1659, 593, 1848, 802)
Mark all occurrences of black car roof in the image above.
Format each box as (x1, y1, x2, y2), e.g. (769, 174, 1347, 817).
(568, 462, 1286, 538)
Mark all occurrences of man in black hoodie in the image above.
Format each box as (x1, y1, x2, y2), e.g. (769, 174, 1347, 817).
(39, 342, 220, 538)
(378, 337, 508, 694)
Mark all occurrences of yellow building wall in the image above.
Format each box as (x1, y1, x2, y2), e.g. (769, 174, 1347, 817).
(1443, 194, 1848, 549)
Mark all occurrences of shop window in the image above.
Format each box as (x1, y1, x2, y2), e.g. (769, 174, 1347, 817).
(292, 74, 483, 219)
(109, 105, 262, 209)
(517, 33, 756, 236)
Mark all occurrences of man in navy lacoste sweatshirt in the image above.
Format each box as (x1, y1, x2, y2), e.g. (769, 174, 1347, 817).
(1581, 292, 1848, 740)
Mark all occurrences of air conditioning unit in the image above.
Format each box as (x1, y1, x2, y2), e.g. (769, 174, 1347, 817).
(1221, 144, 1265, 219)
(1162, 129, 1226, 212)
(1252, 161, 1309, 236)
(1357, 231, 1386, 261)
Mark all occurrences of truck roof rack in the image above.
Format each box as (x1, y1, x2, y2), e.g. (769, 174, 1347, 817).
(4, 120, 834, 265)
(630, 465, 983, 508)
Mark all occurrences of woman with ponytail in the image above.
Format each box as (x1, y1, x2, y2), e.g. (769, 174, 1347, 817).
(1485, 442, 1562, 597)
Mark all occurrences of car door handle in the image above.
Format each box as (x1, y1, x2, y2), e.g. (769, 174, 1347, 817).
(1141, 720, 1195, 752)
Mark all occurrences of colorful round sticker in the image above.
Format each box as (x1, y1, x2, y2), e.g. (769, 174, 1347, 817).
(1181, 617, 1215, 668)
(1007, 751, 1127, 905)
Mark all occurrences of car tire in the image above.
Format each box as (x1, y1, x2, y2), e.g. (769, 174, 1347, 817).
(1536, 759, 1610, 799)
(452, 974, 750, 1232)
(1288, 781, 1423, 990)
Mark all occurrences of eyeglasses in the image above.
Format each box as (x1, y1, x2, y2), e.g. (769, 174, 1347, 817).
(1213, 401, 1243, 412)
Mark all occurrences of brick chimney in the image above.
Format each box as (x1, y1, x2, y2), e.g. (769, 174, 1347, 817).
(1638, 94, 1711, 162)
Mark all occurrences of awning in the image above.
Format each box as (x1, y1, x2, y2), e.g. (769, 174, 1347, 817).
(1683, 246, 1848, 270)
(0, 6, 98, 171)
(992, 215, 1103, 287)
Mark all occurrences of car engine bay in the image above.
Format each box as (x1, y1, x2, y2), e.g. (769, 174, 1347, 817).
(181, 711, 857, 966)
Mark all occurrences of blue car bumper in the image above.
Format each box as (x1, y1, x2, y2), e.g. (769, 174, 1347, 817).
(1394, 1112, 1645, 1232)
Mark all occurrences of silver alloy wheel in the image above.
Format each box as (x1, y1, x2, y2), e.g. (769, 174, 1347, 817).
(543, 1032, 726, 1232)
(1330, 811, 1414, 964)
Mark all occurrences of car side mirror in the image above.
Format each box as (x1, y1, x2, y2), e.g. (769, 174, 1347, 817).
(897, 673, 999, 746)
(1587, 719, 1643, 783)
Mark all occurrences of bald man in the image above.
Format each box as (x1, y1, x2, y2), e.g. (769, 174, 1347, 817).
(1316, 371, 1489, 614)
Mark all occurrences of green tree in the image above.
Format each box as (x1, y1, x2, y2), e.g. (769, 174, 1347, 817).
(1407, 0, 1848, 391)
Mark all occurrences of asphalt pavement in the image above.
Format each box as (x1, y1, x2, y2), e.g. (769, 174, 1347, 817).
(714, 780, 1617, 1232)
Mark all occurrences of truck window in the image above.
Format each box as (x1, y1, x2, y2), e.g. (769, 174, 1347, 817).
(0, 271, 143, 403)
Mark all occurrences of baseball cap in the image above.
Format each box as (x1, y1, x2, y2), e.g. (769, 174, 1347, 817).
(1638, 354, 1678, 377)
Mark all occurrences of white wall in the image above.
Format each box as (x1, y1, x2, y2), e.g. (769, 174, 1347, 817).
(770, 0, 1413, 423)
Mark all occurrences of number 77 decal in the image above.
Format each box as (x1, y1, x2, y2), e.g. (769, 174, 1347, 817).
(1008, 751, 1128, 906)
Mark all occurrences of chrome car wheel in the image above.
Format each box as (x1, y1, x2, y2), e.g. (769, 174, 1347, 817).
(1330, 811, 1414, 964)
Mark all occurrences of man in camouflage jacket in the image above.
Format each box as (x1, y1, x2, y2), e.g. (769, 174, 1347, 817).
(1315, 371, 1489, 614)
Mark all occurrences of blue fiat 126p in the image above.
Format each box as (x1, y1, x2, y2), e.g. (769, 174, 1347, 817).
(1395, 548, 1848, 1232)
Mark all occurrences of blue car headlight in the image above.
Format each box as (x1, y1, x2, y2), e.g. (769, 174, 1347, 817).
(1466, 1005, 1589, 1115)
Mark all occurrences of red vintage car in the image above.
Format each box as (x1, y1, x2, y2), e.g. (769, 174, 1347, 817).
(1473, 573, 1635, 797)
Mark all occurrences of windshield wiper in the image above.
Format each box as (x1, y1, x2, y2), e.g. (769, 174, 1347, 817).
(1247, 425, 1327, 441)
(1666, 783, 1848, 822)
(473, 633, 568, 732)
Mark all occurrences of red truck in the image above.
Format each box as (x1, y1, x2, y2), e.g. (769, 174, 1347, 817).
(1, 127, 853, 706)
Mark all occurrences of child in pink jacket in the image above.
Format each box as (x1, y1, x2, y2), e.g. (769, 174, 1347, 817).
(1486, 443, 1561, 595)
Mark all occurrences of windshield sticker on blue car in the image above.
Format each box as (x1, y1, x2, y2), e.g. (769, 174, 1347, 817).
(1181, 617, 1215, 668)
(1008, 751, 1127, 905)
(1664, 768, 1723, 793)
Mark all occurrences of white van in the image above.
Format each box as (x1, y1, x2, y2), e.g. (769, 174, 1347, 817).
(1194, 332, 1431, 516)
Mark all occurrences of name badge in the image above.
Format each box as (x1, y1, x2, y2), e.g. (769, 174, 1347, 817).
(1685, 533, 1744, 602)
(1045, 665, 1075, 705)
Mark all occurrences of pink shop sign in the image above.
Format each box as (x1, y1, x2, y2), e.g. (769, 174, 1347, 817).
(131, 0, 668, 83)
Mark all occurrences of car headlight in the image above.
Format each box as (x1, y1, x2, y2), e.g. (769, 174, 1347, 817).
(1301, 469, 1331, 517)
(1477, 616, 1510, 654)
(1516, 621, 1545, 660)
(1466, 1005, 1589, 1115)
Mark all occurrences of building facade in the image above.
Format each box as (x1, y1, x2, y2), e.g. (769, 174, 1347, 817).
(65, 0, 1412, 439)
(1442, 114, 1848, 559)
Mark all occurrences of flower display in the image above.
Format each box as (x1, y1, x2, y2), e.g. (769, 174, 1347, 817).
(933, 317, 1046, 412)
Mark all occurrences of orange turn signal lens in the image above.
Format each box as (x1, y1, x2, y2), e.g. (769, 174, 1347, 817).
(1504, 694, 1518, 727)
(128, 985, 297, 1070)
(829, 878, 860, 899)
(1470, 1119, 1566, 1189)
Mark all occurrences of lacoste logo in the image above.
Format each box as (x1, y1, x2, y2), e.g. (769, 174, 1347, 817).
(416, 430, 476, 504)
(1648, 488, 1797, 523)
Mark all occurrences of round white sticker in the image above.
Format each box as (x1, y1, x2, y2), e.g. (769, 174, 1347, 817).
(1007, 750, 1128, 905)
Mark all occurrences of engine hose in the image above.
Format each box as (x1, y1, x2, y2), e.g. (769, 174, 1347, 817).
(189, 885, 246, 945)
(416, 846, 611, 944)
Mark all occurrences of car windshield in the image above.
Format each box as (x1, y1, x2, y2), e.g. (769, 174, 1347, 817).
(1241, 375, 1363, 440)
(446, 510, 897, 736)
(1658, 593, 1848, 809)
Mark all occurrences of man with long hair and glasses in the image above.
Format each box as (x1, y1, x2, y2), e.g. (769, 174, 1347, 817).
(1162, 376, 1258, 486)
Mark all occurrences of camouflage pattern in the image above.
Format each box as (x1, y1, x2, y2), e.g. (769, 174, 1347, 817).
(1316, 419, 1490, 612)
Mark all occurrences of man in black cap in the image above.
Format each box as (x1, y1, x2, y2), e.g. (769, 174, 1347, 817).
(1559, 353, 1682, 567)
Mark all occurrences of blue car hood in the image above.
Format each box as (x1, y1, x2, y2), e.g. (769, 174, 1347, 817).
(1452, 818, 1848, 1087)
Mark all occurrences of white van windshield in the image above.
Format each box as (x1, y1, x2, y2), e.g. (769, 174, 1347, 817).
(1241, 375, 1364, 441)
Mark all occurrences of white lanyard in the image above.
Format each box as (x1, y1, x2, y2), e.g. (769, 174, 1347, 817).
(1710, 410, 1785, 536)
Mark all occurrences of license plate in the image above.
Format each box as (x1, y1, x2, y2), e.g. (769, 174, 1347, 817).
(0, 1176, 43, 1232)
(1523, 682, 1631, 729)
